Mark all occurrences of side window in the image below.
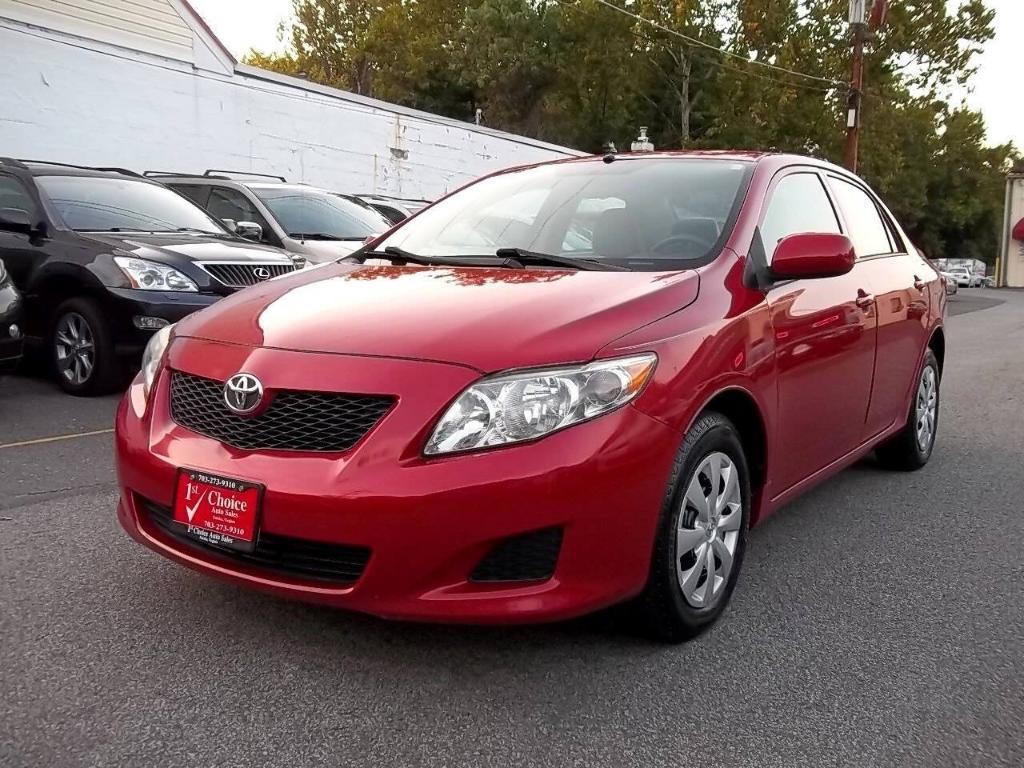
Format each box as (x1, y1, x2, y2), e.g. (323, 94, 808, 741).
(172, 184, 211, 208)
(0, 175, 38, 221)
(206, 186, 273, 242)
(827, 176, 894, 257)
(760, 173, 840, 260)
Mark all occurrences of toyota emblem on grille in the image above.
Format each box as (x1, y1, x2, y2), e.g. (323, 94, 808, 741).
(223, 373, 264, 414)
(253, 267, 272, 280)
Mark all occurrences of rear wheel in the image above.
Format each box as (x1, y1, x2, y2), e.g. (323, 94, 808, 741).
(875, 348, 940, 471)
(50, 297, 122, 396)
(635, 411, 751, 643)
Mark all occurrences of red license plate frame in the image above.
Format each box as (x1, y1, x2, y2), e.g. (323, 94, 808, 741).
(172, 469, 263, 554)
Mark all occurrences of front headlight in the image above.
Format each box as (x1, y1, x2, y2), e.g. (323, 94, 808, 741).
(140, 324, 173, 399)
(114, 256, 197, 292)
(425, 353, 657, 456)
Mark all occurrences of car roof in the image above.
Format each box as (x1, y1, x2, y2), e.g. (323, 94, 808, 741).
(1, 158, 149, 180)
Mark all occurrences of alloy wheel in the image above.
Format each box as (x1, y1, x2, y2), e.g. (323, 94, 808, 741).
(916, 364, 938, 451)
(54, 312, 96, 386)
(675, 451, 742, 609)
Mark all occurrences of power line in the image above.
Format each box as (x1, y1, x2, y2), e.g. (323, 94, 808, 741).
(586, 0, 846, 88)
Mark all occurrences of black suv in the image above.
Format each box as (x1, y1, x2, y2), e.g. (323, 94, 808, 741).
(0, 159, 301, 395)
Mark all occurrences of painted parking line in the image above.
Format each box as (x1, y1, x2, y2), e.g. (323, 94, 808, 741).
(0, 428, 114, 450)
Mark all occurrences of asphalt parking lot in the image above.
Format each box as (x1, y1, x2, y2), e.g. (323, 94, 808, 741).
(1, 289, 1021, 768)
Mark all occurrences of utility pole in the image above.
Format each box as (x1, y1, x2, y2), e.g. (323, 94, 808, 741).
(843, 2, 867, 172)
(844, 0, 887, 173)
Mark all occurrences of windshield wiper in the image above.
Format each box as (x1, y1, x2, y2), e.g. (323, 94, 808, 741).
(351, 246, 518, 269)
(290, 232, 343, 241)
(495, 248, 630, 272)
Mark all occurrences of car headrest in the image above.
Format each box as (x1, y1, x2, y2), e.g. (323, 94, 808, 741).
(671, 217, 719, 243)
(592, 207, 640, 258)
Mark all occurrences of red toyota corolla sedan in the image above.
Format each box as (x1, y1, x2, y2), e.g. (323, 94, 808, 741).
(115, 152, 945, 641)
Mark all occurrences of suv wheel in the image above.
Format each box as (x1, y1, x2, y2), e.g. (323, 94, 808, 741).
(50, 297, 122, 396)
(635, 411, 751, 643)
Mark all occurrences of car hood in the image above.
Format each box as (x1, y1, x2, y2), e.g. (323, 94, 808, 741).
(175, 262, 700, 372)
(79, 232, 292, 263)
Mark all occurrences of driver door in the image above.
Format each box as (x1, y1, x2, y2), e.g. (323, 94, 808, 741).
(761, 170, 878, 494)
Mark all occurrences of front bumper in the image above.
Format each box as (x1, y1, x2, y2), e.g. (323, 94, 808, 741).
(105, 289, 221, 357)
(115, 338, 680, 623)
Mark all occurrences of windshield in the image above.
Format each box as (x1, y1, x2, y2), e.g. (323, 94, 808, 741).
(251, 187, 390, 240)
(375, 158, 752, 270)
(36, 175, 229, 233)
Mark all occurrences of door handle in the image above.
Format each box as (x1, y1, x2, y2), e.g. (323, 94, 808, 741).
(913, 275, 926, 290)
(855, 289, 874, 310)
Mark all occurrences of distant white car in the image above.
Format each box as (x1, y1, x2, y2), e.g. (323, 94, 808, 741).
(948, 268, 973, 287)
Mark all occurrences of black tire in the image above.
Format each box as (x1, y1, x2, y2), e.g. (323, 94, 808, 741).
(875, 348, 940, 471)
(634, 411, 751, 643)
(49, 297, 123, 396)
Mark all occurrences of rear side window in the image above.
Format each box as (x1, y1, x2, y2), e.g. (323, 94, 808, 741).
(760, 173, 840, 260)
(827, 177, 893, 257)
(0, 175, 38, 220)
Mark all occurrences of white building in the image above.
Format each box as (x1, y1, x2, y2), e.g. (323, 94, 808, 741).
(999, 173, 1024, 288)
(0, 0, 582, 199)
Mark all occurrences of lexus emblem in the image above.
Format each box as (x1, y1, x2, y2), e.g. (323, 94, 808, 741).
(223, 373, 264, 415)
(253, 267, 272, 280)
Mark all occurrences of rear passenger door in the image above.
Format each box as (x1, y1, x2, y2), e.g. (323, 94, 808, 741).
(826, 174, 931, 437)
(761, 170, 879, 493)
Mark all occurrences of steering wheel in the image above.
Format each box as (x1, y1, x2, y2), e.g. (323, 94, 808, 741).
(650, 233, 714, 257)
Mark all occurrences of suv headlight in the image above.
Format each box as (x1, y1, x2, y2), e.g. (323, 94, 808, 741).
(140, 324, 173, 399)
(114, 256, 197, 292)
(425, 353, 657, 456)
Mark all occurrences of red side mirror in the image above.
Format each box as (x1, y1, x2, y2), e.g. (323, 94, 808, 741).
(770, 233, 856, 280)
(1012, 218, 1024, 241)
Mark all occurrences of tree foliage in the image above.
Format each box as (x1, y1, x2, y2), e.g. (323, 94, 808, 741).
(244, 0, 1018, 264)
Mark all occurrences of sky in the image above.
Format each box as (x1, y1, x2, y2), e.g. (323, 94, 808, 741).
(189, 0, 1022, 148)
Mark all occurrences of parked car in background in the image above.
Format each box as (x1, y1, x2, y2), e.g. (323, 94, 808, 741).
(983, 275, 996, 288)
(0, 159, 299, 395)
(148, 171, 392, 262)
(939, 271, 958, 295)
(354, 194, 430, 225)
(0, 257, 24, 374)
(948, 267, 973, 287)
(116, 151, 945, 642)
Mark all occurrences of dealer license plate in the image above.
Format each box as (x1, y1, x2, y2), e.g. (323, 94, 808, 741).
(172, 469, 263, 553)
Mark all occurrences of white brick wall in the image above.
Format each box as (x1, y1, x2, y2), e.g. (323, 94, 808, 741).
(0, 18, 581, 200)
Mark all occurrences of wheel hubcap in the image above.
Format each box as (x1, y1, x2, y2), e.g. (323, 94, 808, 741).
(916, 364, 938, 451)
(55, 312, 95, 386)
(676, 452, 742, 609)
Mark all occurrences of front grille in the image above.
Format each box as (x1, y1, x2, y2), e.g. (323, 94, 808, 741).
(202, 262, 297, 288)
(169, 371, 395, 452)
(470, 527, 563, 583)
(139, 498, 371, 583)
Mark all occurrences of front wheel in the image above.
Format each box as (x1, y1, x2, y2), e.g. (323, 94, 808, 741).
(50, 297, 123, 396)
(634, 411, 751, 643)
(875, 348, 940, 471)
